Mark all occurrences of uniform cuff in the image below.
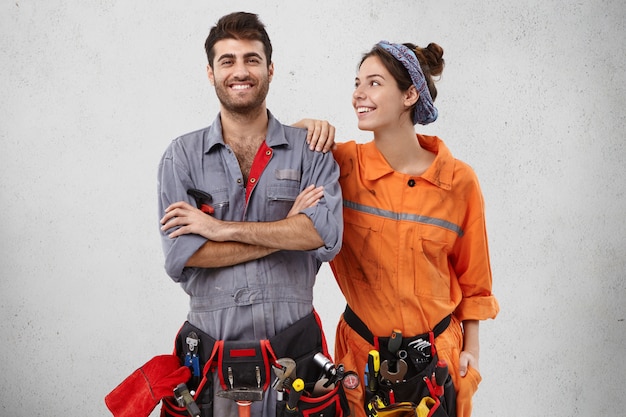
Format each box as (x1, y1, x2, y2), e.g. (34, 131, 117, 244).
(454, 295, 500, 322)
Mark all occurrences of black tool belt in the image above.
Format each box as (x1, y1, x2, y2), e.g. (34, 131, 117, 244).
(343, 305, 457, 417)
(161, 311, 349, 417)
(344, 305, 451, 361)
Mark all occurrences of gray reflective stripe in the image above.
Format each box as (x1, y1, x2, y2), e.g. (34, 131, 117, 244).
(344, 200, 464, 237)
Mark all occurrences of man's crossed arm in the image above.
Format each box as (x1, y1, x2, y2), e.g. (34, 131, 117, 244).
(160, 185, 325, 268)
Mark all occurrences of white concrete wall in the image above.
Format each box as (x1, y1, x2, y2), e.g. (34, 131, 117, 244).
(1, 1, 624, 416)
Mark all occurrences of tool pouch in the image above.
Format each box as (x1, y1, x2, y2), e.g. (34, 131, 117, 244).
(161, 311, 349, 417)
(343, 306, 456, 417)
(217, 339, 273, 390)
(277, 383, 350, 417)
(161, 322, 220, 417)
(215, 311, 331, 391)
(368, 352, 456, 417)
(362, 332, 457, 417)
(272, 312, 350, 416)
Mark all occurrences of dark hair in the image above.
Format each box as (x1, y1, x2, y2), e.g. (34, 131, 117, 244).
(204, 12, 273, 68)
(361, 42, 445, 102)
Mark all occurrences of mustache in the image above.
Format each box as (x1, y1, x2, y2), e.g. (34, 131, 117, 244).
(228, 76, 254, 83)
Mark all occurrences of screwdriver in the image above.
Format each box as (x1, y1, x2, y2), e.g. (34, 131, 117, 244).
(432, 360, 448, 397)
(367, 350, 380, 392)
(388, 329, 403, 355)
(286, 378, 305, 414)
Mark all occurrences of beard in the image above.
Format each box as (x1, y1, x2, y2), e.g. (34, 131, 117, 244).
(214, 75, 270, 116)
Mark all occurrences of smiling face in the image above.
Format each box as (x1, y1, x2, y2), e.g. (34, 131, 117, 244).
(207, 38, 274, 115)
(352, 55, 417, 132)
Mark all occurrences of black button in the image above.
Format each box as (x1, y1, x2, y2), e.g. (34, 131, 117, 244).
(408, 179, 416, 187)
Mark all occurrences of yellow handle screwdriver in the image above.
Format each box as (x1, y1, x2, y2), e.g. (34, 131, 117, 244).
(367, 350, 380, 392)
(286, 378, 305, 414)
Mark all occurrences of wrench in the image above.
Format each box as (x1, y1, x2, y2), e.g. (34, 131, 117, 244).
(379, 359, 408, 384)
(271, 358, 297, 392)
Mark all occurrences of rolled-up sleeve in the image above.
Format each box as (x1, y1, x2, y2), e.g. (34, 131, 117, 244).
(157, 141, 208, 282)
(300, 150, 343, 262)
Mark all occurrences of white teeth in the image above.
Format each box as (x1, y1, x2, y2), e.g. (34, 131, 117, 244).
(357, 107, 373, 113)
(231, 84, 251, 90)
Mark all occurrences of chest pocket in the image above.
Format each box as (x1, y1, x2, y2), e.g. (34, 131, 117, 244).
(412, 235, 452, 299)
(205, 188, 230, 219)
(333, 210, 384, 290)
(266, 182, 300, 221)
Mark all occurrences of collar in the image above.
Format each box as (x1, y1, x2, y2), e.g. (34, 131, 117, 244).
(363, 134, 454, 190)
(204, 110, 288, 153)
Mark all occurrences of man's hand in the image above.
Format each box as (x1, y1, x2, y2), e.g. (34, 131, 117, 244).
(161, 186, 323, 242)
(291, 119, 336, 153)
(287, 185, 324, 217)
(161, 201, 230, 241)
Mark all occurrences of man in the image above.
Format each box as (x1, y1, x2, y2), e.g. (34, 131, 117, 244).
(157, 12, 343, 417)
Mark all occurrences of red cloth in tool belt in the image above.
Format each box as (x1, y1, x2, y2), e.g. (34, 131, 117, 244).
(330, 137, 499, 417)
(105, 355, 191, 417)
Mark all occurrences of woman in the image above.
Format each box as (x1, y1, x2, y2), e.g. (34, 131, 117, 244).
(305, 41, 499, 417)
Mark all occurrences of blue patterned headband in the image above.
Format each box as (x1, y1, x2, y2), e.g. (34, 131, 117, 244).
(377, 41, 438, 125)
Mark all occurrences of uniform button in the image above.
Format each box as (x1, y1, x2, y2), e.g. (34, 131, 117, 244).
(250, 178, 256, 183)
(408, 179, 416, 187)
(237, 178, 242, 184)
(265, 150, 272, 156)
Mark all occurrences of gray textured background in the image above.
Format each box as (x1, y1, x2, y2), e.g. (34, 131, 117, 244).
(1, 1, 625, 416)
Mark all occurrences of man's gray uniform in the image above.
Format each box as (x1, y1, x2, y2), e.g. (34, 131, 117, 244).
(157, 111, 343, 417)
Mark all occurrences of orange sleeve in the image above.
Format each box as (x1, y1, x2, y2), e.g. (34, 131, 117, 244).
(450, 167, 499, 321)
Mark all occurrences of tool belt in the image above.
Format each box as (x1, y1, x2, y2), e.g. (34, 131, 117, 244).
(343, 305, 456, 417)
(161, 311, 349, 417)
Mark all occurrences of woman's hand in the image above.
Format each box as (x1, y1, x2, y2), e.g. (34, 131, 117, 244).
(460, 320, 480, 377)
(291, 119, 336, 153)
(459, 349, 479, 377)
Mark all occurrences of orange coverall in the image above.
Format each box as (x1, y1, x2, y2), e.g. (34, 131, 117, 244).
(330, 135, 499, 417)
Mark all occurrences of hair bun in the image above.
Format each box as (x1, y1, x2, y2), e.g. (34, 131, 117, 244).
(422, 43, 444, 77)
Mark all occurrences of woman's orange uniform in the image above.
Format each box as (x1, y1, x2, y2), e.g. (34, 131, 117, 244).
(331, 136, 499, 417)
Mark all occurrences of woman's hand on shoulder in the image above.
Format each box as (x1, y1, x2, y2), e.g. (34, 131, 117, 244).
(291, 119, 336, 153)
